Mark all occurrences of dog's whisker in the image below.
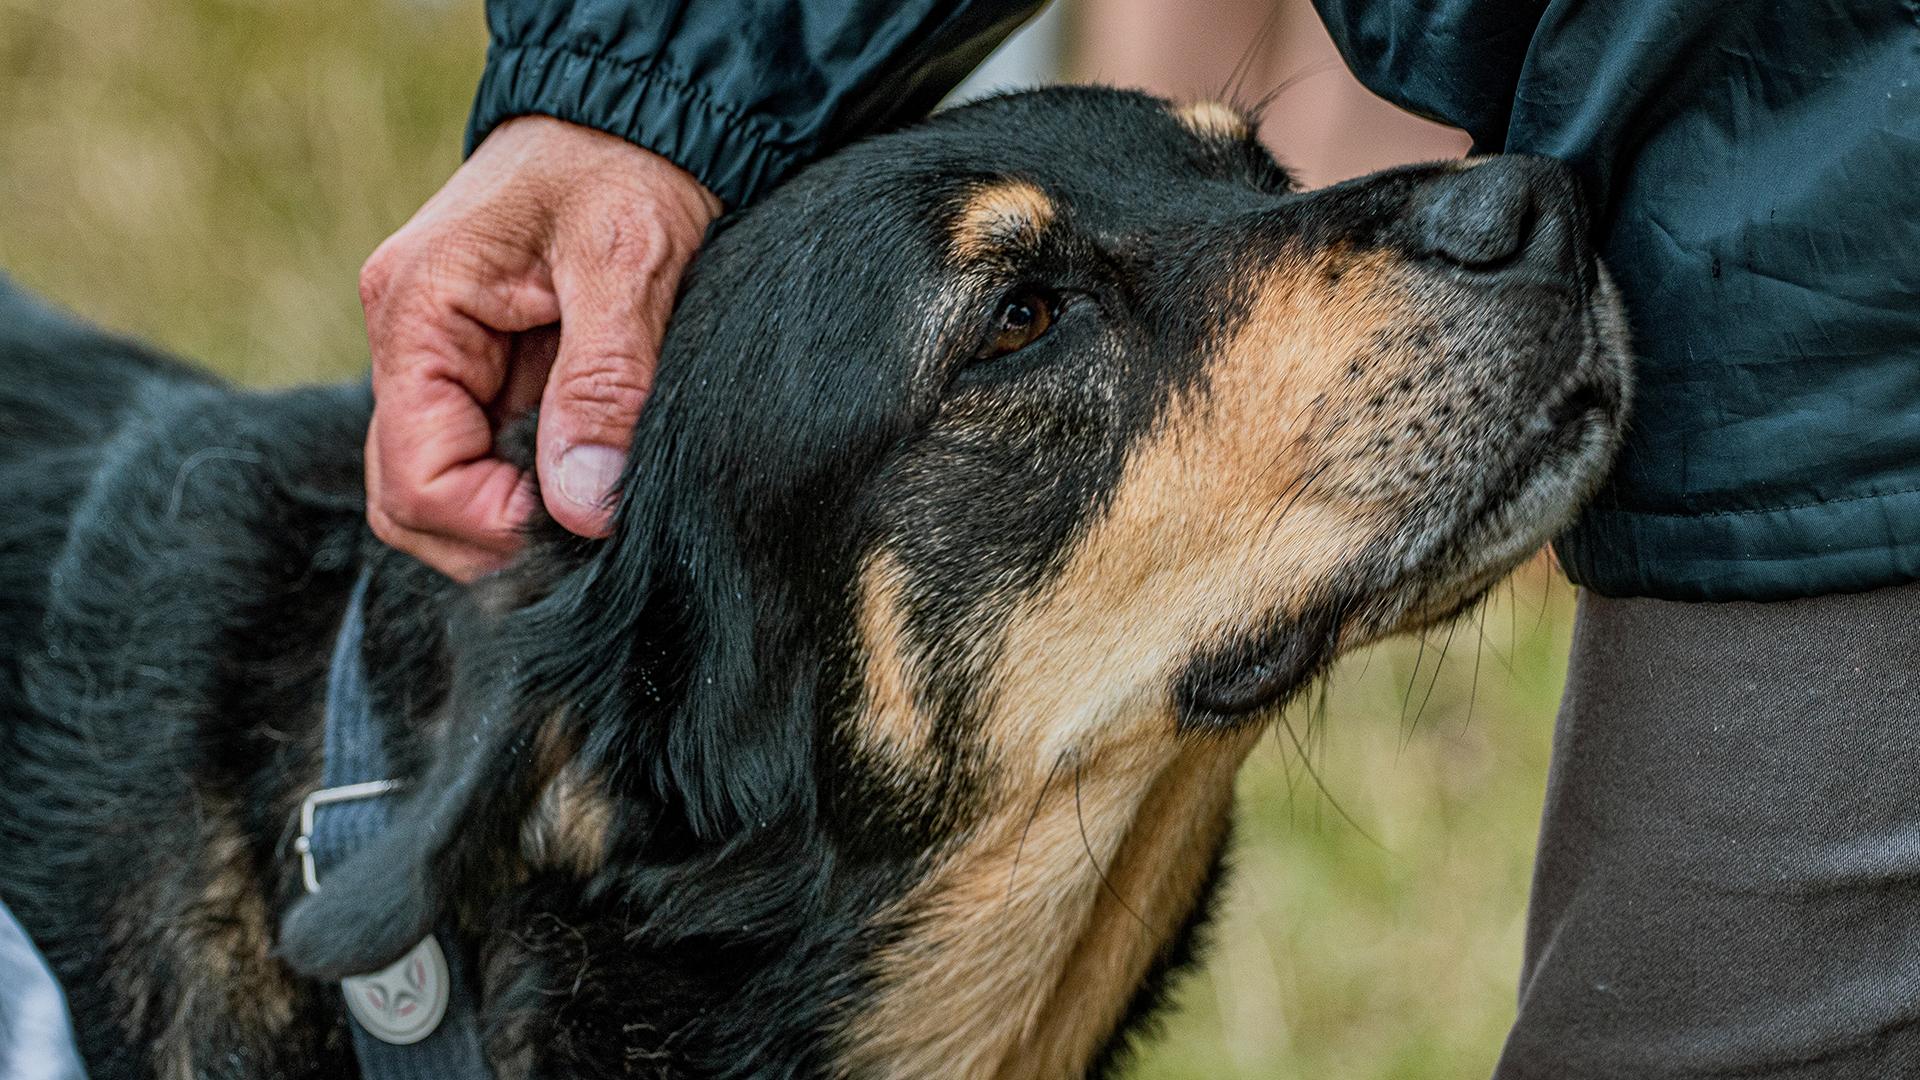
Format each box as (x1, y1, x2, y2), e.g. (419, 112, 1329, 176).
(1072, 759, 1150, 934)
(1398, 629, 1429, 737)
(1275, 706, 1385, 851)
(1263, 458, 1333, 537)
(1405, 616, 1459, 744)
(1475, 589, 1521, 678)
(1533, 558, 1556, 636)
(1006, 750, 1070, 906)
(1219, 7, 1277, 107)
(1466, 601, 1487, 734)
(1239, 60, 1344, 133)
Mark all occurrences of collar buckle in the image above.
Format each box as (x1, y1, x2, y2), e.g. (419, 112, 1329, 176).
(294, 779, 404, 893)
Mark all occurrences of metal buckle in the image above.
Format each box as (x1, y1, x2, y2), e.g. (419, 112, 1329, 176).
(295, 779, 404, 893)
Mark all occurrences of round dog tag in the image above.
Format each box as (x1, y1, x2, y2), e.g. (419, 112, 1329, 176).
(341, 934, 450, 1045)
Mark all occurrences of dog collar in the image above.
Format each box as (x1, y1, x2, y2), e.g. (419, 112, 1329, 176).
(294, 571, 494, 1077)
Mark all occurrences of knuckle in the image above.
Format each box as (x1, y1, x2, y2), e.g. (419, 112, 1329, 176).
(358, 247, 399, 309)
(555, 360, 653, 429)
(376, 482, 437, 532)
(562, 357, 652, 402)
(420, 233, 480, 295)
(360, 232, 449, 317)
(601, 213, 676, 271)
(565, 198, 694, 282)
(364, 226, 503, 314)
(366, 502, 408, 550)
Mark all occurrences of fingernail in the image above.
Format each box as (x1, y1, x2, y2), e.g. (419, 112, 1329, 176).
(556, 444, 624, 510)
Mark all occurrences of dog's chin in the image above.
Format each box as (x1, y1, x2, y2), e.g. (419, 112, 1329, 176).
(1374, 270, 1632, 639)
(1179, 272, 1631, 725)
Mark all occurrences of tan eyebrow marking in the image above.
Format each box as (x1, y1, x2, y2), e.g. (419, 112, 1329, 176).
(949, 179, 1056, 262)
(1173, 99, 1253, 141)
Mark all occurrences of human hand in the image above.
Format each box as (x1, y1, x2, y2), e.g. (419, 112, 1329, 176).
(359, 115, 721, 580)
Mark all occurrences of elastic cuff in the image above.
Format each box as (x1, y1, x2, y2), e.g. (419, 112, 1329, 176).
(1556, 488, 1920, 602)
(465, 42, 802, 209)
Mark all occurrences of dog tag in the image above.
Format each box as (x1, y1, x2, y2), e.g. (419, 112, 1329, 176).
(341, 934, 450, 1045)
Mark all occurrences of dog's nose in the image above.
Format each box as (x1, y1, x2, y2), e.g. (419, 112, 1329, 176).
(1413, 155, 1582, 279)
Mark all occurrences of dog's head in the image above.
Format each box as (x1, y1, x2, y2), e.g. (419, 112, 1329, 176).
(282, 88, 1627, 1076)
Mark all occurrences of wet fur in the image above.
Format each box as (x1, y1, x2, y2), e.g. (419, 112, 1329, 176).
(0, 88, 1627, 1079)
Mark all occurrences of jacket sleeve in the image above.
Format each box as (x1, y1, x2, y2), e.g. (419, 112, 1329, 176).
(1308, 0, 1543, 152)
(467, 0, 1045, 208)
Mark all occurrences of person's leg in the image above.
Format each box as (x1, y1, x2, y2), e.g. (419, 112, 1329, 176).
(1251, 0, 1467, 187)
(1070, 0, 1277, 103)
(1069, 0, 1467, 189)
(1499, 582, 1920, 1078)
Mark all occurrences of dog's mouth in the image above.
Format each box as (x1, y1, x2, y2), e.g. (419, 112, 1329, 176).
(1176, 604, 1344, 725)
(1177, 271, 1630, 724)
(1396, 271, 1631, 621)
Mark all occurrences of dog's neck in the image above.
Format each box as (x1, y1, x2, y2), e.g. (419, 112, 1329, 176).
(320, 559, 1246, 1078)
(837, 734, 1255, 1079)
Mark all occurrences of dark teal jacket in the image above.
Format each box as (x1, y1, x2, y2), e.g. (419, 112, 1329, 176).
(1313, 0, 1920, 602)
(466, 1, 1041, 209)
(468, 0, 1920, 603)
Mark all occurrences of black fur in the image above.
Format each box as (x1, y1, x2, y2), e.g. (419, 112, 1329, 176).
(0, 87, 1627, 1079)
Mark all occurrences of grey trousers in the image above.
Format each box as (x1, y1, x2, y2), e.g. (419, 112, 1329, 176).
(1496, 582, 1920, 1078)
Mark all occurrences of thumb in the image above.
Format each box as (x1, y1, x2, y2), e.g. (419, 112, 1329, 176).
(535, 255, 673, 538)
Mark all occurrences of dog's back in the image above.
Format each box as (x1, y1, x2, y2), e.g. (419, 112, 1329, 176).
(0, 281, 208, 679)
(0, 279, 372, 689)
(0, 282, 372, 1074)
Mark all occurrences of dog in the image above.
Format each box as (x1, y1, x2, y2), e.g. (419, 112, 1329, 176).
(0, 87, 1629, 1079)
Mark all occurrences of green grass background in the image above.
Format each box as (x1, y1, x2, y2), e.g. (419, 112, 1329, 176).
(0, 3, 1578, 1076)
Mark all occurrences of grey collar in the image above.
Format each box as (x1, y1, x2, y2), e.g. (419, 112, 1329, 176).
(295, 571, 494, 1076)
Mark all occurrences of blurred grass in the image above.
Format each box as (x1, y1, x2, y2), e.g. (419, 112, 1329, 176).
(0, 0, 481, 385)
(0, 4, 1578, 1077)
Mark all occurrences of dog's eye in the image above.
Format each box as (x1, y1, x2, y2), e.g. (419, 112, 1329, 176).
(978, 288, 1059, 361)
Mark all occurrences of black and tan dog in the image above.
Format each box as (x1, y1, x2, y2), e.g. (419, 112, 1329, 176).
(0, 88, 1628, 1079)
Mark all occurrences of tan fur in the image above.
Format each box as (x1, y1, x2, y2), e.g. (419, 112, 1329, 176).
(522, 714, 615, 876)
(842, 733, 1255, 1080)
(851, 551, 936, 766)
(951, 180, 1056, 262)
(843, 248, 1419, 1078)
(1007, 741, 1247, 1079)
(985, 246, 1415, 771)
(110, 803, 298, 1080)
(523, 762, 616, 877)
(1173, 100, 1252, 141)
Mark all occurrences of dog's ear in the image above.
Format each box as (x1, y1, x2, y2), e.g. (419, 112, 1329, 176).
(279, 452, 821, 978)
